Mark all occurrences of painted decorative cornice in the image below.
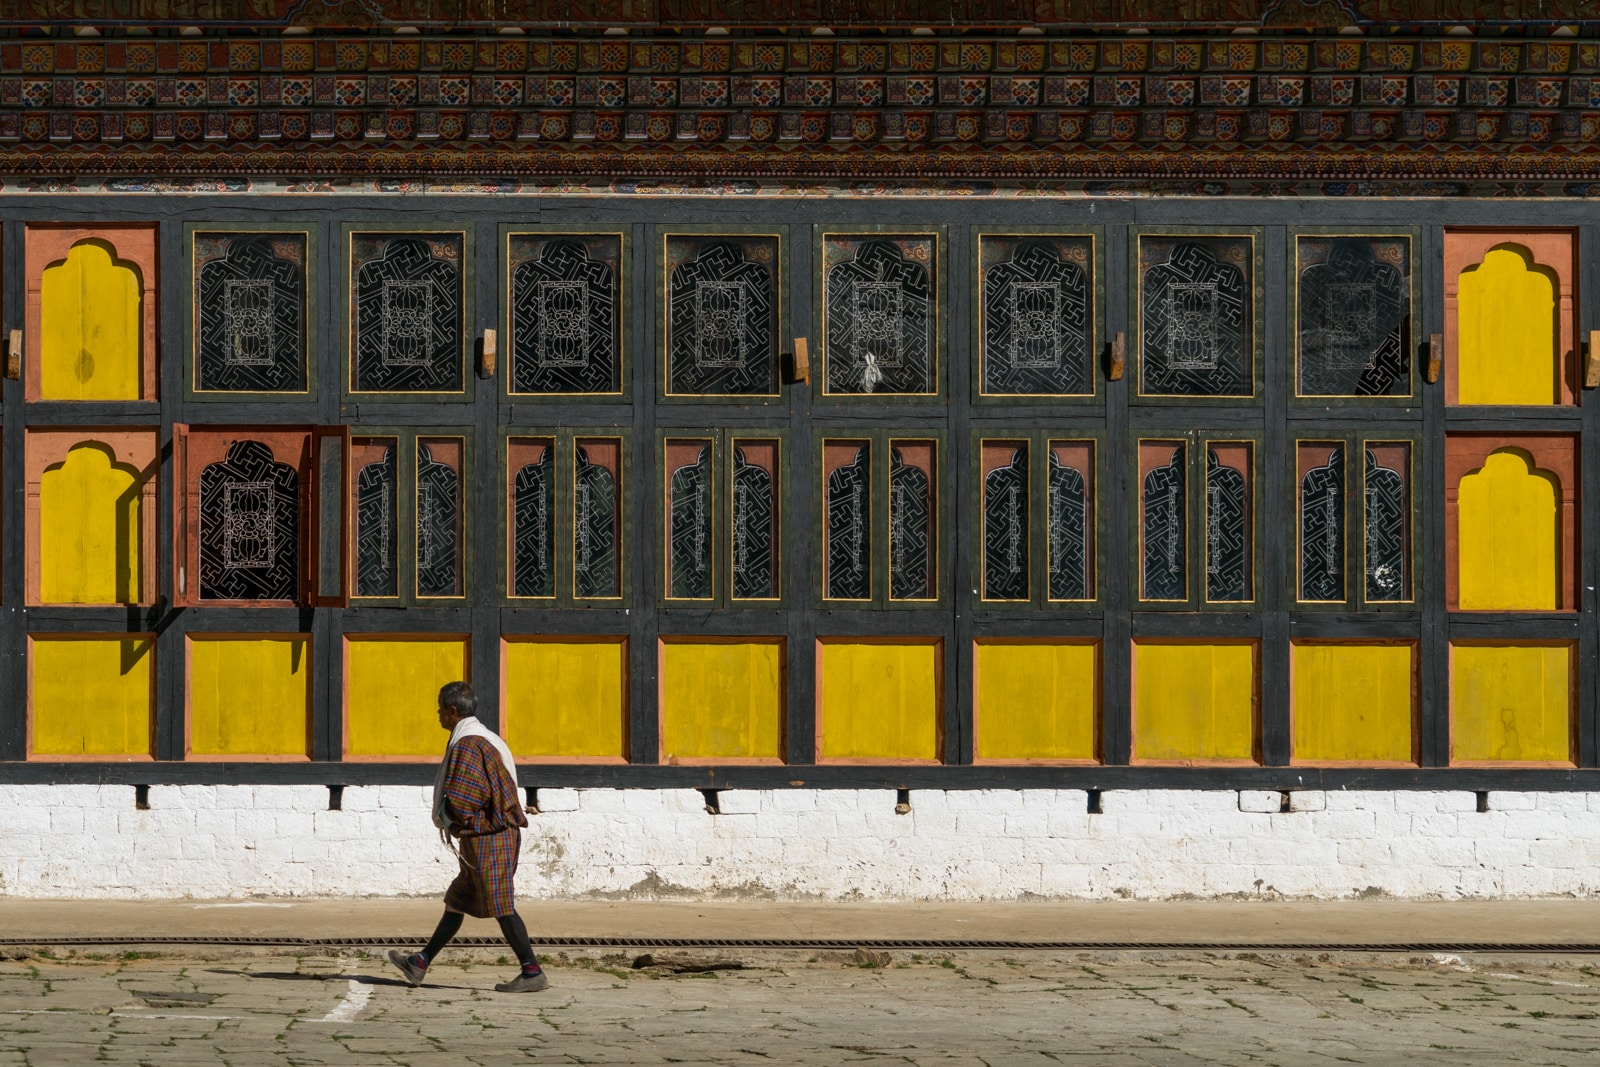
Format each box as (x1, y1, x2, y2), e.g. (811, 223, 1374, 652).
(3, 31, 1600, 186)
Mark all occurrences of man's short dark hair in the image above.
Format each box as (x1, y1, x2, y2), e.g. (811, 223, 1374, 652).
(439, 681, 477, 719)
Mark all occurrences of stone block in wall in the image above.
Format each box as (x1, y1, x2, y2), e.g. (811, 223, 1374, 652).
(1238, 790, 1285, 813)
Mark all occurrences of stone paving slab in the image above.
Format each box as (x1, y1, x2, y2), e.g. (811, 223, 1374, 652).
(3, 949, 1600, 1065)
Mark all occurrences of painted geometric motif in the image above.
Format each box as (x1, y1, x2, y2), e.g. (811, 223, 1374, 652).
(573, 444, 619, 599)
(1205, 448, 1249, 602)
(1048, 452, 1089, 601)
(825, 445, 871, 600)
(512, 447, 555, 598)
(198, 440, 298, 601)
(1298, 238, 1410, 396)
(824, 236, 936, 395)
(194, 232, 307, 392)
(415, 442, 460, 597)
(355, 444, 397, 598)
(666, 236, 778, 395)
(889, 447, 934, 600)
(731, 446, 777, 600)
(980, 236, 1092, 395)
(1365, 447, 1409, 602)
(509, 234, 620, 394)
(352, 233, 463, 392)
(1299, 444, 1345, 602)
(983, 446, 1029, 600)
(668, 445, 713, 598)
(1141, 445, 1185, 600)
(1140, 238, 1251, 397)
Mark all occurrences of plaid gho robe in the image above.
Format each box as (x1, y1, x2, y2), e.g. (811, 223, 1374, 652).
(440, 735, 529, 918)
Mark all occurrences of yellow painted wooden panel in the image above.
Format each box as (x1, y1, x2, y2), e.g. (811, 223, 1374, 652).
(1458, 450, 1559, 611)
(189, 637, 310, 757)
(504, 639, 626, 759)
(31, 636, 152, 757)
(661, 640, 783, 761)
(39, 443, 141, 604)
(1133, 642, 1256, 762)
(1457, 247, 1559, 406)
(818, 641, 940, 761)
(1452, 643, 1572, 763)
(40, 241, 142, 400)
(975, 642, 1097, 761)
(345, 637, 467, 757)
(1292, 643, 1414, 763)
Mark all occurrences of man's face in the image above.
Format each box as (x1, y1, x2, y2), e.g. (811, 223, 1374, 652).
(437, 703, 457, 731)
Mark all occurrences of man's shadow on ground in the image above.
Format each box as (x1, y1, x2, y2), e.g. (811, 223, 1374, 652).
(207, 968, 478, 991)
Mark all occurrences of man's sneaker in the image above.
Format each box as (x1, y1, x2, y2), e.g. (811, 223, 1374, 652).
(494, 970, 550, 993)
(387, 949, 427, 987)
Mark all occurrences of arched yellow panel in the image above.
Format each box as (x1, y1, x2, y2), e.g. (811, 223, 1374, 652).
(661, 640, 783, 761)
(1452, 643, 1572, 763)
(1456, 247, 1559, 406)
(39, 443, 141, 605)
(505, 638, 627, 760)
(31, 635, 153, 757)
(1457, 450, 1559, 611)
(189, 637, 311, 757)
(40, 241, 143, 400)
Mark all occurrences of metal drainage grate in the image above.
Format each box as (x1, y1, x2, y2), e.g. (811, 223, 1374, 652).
(1, 935, 1598, 954)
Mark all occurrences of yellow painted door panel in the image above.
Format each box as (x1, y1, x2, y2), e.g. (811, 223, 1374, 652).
(504, 638, 627, 759)
(1452, 643, 1572, 763)
(39, 443, 142, 605)
(661, 640, 783, 761)
(1457, 450, 1559, 610)
(30, 636, 152, 757)
(1133, 642, 1256, 762)
(975, 642, 1097, 761)
(1456, 247, 1559, 406)
(40, 241, 143, 401)
(345, 637, 467, 758)
(1291, 643, 1414, 763)
(189, 637, 311, 757)
(818, 641, 940, 761)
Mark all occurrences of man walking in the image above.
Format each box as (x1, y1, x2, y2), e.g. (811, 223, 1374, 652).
(388, 681, 549, 993)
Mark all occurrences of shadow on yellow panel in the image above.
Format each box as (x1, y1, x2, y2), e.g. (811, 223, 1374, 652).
(504, 638, 627, 760)
(1133, 641, 1257, 763)
(1457, 449, 1560, 611)
(40, 442, 143, 605)
(975, 641, 1098, 761)
(189, 637, 310, 758)
(31, 635, 153, 758)
(1456, 246, 1560, 406)
(40, 240, 143, 401)
(346, 636, 467, 758)
(661, 639, 784, 762)
(818, 640, 941, 762)
(1451, 643, 1573, 764)
(1292, 642, 1415, 764)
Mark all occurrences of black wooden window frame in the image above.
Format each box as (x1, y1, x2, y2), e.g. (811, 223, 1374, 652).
(498, 427, 632, 609)
(347, 425, 473, 608)
(969, 428, 1105, 611)
(1289, 430, 1422, 612)
(970, 226, 1106, 407)
(1288, 226, 1421, 407)
(499, 223, 631, 404)
(183, 222, 319, 405)
(341, 223, 475, 405)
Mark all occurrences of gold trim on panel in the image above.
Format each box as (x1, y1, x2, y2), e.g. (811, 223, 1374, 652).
(975, 232, 1099, 399)
(1045, 437, 1098, 605)
(1133, 231, 1259, 401)
(346, 228, 470, 397)
(1290, 232, 1417, 401)
(659, 229, 785, 400)
(188, 227, 316, 397)
(503, 228, 628, 398)
(819, 230, 942, 399)
(728, 436, 783, 604)
(977, 437, 1031, 604)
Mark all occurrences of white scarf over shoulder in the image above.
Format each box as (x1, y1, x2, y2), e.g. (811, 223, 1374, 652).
(431, 716, 519, 830)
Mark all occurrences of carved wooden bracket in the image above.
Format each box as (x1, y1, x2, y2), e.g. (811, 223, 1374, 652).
(1108, 332, 1126, 382)
(1425, 334, 1443, 384)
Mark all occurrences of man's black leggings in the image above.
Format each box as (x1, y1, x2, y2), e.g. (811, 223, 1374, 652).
(422, 909, 539, 969)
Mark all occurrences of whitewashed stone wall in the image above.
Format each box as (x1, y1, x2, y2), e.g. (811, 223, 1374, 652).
(2, 785, 1598, 900)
